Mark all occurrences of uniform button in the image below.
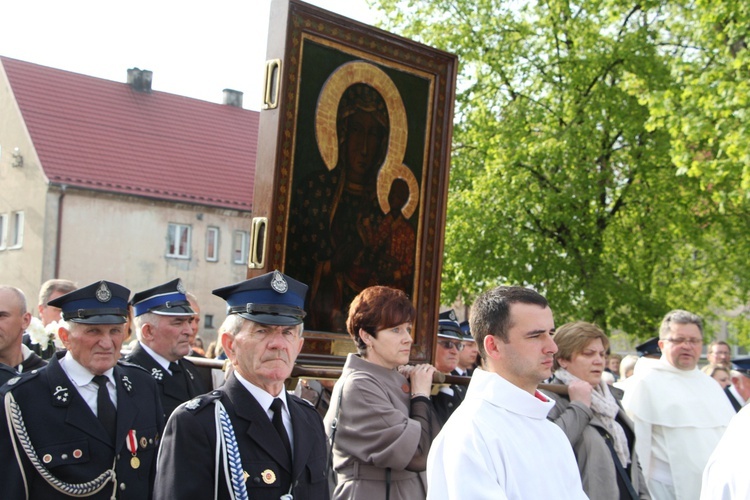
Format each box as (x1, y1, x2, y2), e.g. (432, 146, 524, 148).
(253, 477, 261, 484)
(120, 483, 127, 491)
(43, 454, 52, 464)
(73, 449, 83, 459)
(61, 454, 68, 460)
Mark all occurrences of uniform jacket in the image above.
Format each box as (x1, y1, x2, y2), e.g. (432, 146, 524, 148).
(543, 378, 650, 500)
(0, 354, 165, 499)
(432, 378, 466, 426)
(125, 342, 206, 417)
(154, 372, 329, 500)
(0, 351, 47, 386)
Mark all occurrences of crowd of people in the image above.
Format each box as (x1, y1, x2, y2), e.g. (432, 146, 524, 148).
(1, 275, 749, 499)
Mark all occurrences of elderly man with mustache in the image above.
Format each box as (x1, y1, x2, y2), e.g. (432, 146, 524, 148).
(154, 271, 329, 500)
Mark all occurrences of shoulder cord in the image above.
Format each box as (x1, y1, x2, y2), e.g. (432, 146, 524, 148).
(4, 391, 117, 498)
(213, 400, 248, 500)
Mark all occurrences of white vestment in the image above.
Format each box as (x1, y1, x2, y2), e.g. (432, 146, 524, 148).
(700, 404, 750, 500)
(426, 368, 587, 500)
(623, 358, 734, 500)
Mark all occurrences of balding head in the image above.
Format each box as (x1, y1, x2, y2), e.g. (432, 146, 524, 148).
(0, 286, 32, 366)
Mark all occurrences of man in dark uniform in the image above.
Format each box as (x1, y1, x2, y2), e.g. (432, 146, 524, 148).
(154, 270, 329, 500)
(455, 320, 478, 377)
(0, 280, 164, 499)
(1, 286, 47, 386)
(432, 309, 467, 425)
(126, 279, 206, 417)
(726, 356, 750, 412)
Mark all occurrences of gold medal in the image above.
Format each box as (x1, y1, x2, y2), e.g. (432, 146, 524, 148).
(261, 469, 276, 484)
(130, 456, 141, 469)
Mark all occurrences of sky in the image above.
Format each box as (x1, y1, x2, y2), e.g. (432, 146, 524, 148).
(1, 0, 376, 111)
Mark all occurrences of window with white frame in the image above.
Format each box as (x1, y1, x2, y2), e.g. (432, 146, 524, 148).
(233, 230, 249, 265)
(206, 227, 219, 262)
(8, 211, 24, 249)
(0, 213, 7, 250)
(167, 223, 191, 259)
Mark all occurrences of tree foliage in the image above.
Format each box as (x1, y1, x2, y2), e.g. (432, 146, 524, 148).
(373, 0, 750, 342)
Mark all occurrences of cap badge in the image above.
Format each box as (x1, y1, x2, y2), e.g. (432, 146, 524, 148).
(95, 282, 112, 303)
(271, 271, 288, 294)
(448, 310, 457, 321)
(176, 279, 186, 294)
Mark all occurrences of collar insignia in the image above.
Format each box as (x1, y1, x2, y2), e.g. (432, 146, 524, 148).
(53, 385, 70, 404)
(95, 282, 112, 302)
(176, 279, 187, 294)
(121, 375, 133, 393)
(185, 398, 201, 410)
(271, 271, 288, 293)
(151, 368, 164, 381)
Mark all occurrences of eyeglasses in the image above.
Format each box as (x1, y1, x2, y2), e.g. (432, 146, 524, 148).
(438, 340, 464, 351)
(663, 337, 703, 346)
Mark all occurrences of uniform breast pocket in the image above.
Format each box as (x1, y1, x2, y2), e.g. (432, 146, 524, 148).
(37, 440, 90, 469)
(306, 453, 327, 484)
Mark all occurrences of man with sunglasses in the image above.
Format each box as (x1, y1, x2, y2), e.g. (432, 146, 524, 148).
(623, 309, 734, 500)
(432, 310, 467, 425)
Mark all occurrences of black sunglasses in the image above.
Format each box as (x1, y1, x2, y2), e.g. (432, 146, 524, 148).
(437, 340, 464, 351)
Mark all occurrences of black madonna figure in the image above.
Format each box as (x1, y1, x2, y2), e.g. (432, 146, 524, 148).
(287, 83, 392, 333)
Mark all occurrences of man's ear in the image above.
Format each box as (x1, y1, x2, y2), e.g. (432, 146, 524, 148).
(220, 332, 235, 361)
(140, 321, 154, 341)
(484, 334, 502, 361)
(58, 326, 71, 348)
(21, 312, 31, 331)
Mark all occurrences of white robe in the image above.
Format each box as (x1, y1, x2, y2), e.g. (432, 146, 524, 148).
(426, 368, 587, 500)
(700, 404, 750, 500)
(622, 358, 734, 500)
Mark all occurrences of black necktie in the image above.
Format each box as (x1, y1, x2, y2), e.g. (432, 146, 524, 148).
(270, 398, 292, 462)
(169, 361, 189, 394)
(93, 375, 116, 443)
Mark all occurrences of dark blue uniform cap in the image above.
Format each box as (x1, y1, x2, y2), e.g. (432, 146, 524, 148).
(131, 279, 194, 317)
(731, 356, 750, 376)
(636, 337, 662, 357)
(212, 270, 308, 326)
(459, 320, 475, 343)
(438, 309, 463, 341)
(48, 280, 130, 324)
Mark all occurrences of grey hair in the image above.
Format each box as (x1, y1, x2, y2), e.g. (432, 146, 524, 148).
(133, 312, 160, 341)
(658, 309, 703, 339)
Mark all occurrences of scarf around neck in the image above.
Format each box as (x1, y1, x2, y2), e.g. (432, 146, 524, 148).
(555, 367, 631, 467)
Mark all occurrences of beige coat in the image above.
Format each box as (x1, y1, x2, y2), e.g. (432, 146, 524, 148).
(543, 381, 650, 500)
(324, 354, 427, 500)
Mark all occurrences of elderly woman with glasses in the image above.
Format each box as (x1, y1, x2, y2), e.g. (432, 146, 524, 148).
(324, 286, 441, 500)
(541, 321, 651, 500)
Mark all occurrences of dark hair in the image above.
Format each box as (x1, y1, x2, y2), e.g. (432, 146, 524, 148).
(347, 286, 415, 355)
(659, 309, 703, 339)
(469, 286, 549, 362)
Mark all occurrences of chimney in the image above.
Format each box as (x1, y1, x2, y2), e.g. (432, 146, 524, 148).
(223, 89, 243, 108)
(127, 68, 153, 92)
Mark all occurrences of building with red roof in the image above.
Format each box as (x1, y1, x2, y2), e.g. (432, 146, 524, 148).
(0, 56, 259, 341)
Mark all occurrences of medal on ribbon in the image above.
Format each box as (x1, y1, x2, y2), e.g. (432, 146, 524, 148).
(127, 429, 140, 469)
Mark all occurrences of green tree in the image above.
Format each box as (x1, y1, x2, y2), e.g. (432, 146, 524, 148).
(374, 0, 750, 338)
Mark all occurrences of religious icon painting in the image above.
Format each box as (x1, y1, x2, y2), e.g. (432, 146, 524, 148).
(250, 0, 457, 365)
